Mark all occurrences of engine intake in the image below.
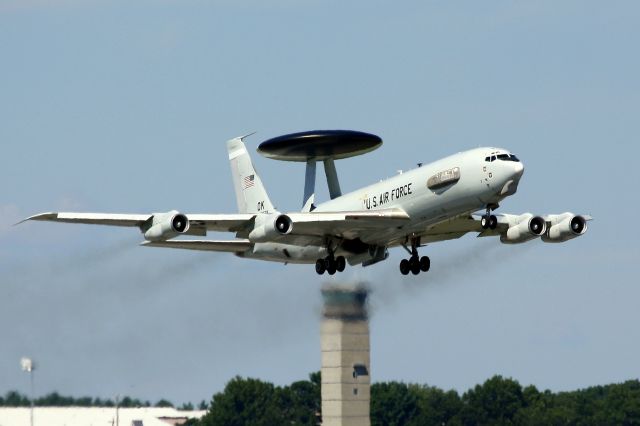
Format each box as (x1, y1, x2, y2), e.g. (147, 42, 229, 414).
(143, 210, 190, 241)
(172, 214, 189, 233)
(542, 213, 588, 243)
(248, 214, 293, 242)
(274, 214, 293, 235)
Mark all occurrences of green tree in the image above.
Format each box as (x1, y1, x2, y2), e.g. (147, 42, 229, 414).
(456, 375, 525, 425)
(199, 373, 321, 426)
(3, 391, 30, 407)
(199, 376, 284, 426)
(371, 382, 420, 426)
(119, 396, 145, 407)
(155, 399, 174, 408)
(180, 402, 195, 410)
(412, 384, 462, 426)
(36, 392, 74, 406)
(280, 374, 321, 424)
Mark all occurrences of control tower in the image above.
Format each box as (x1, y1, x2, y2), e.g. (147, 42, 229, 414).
(320, 284, 370, 426)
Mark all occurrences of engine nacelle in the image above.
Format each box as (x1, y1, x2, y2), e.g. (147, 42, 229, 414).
(248, 214, 293, 242)
(500, 213, 546, 244)
(542, 213, 588, 243)
(143, 210, 189, 241)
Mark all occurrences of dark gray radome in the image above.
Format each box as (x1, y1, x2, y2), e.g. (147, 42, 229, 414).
(257, 130, 382, 162)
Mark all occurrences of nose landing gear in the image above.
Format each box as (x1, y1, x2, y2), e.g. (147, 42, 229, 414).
(399, 237, 430, 276)
(481, 205, 499, 230)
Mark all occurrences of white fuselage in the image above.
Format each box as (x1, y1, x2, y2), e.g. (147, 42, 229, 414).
(243, 147, 524, 264)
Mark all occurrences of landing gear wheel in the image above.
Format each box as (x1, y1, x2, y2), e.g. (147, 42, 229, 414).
(489, 215, 498, 230)
(335, 256, 346, 272)
(327, 264, 337, 275)
(409, 257, 421, 275)
(481, 215, 490, 230)
(400, 259, 410, 275)
(325, 257, 337, 275)
(482, 205, 498, 230)
(420, 256, 430, 272)
(315, 259, 326, 275)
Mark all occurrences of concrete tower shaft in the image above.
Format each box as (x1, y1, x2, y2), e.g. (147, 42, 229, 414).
(321, 284, 370, 426)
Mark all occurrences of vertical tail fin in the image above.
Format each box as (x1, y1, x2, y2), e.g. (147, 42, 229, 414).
(227, 136, 275, 214)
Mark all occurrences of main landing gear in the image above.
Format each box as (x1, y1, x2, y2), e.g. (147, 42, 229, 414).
(315, 255, 346, 275)
(481, 205, 498, 230)
(399, 238, 430, 276)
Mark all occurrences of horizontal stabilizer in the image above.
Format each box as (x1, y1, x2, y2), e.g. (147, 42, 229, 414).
(141, 239, 252, 253)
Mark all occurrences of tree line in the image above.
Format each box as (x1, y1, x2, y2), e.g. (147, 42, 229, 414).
(3, 373, 640, 425)
(0, 391, 207, 411)
(198, 373, 640, 425)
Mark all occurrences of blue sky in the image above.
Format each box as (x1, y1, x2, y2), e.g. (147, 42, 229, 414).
(1, 0, 639, 405)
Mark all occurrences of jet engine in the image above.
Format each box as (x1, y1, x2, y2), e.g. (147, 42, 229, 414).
(541, 213, 588, 243)
(500, 213, 546, 244)
(143, 210, 190, 241)
(248, 213, 293, 242)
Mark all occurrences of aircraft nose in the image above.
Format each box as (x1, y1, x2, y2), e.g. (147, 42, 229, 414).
(513, 161, 524, 179)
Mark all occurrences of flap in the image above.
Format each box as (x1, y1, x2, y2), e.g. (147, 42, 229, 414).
(285, 208, 410, 238)
(141, 239, 252, 252)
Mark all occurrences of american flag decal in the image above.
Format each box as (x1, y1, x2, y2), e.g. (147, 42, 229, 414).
(243, 174, 255, 189)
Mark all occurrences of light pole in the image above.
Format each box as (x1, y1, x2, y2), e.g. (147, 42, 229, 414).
(115, 394, 120, 426)
(20, 357, 35, 426)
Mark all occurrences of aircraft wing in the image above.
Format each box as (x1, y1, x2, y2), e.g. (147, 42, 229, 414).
(411, 212, 594, 244)
(284, 208, 411, 240)
(19, 212, 256, 235)
(18, 212, 152, 227)
(141, 239, 252, 253)
(417, 214, 485, 243)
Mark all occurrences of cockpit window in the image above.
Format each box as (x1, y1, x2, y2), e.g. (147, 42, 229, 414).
(495, 153, 521, 162)
(485, 157, 490, 162)
(490, 155, 496, 162)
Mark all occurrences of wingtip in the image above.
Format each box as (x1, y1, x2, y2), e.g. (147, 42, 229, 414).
(13, 212, 58, 226)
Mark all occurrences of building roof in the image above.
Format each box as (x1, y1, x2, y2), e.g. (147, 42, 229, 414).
(0, 407, 206, 426)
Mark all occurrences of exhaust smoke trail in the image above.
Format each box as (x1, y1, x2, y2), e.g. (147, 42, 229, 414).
(3, 236, 140, 282)
(353, 240, 536, 314)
